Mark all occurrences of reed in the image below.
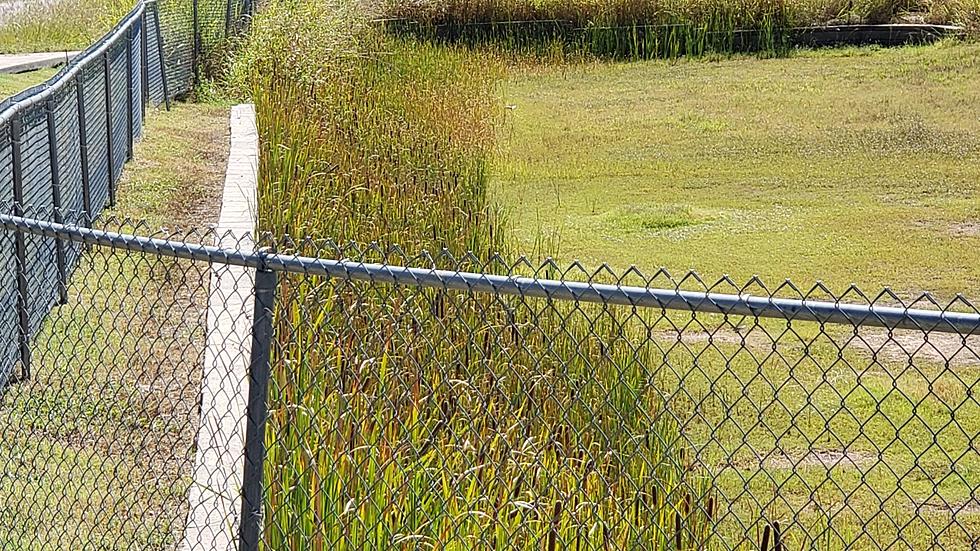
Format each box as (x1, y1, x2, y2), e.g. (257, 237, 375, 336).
(234, 0, 722, 547)
(380, 0, 975, 59)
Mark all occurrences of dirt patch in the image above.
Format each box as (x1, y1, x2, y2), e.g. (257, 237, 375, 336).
(652, 327, 775, 349)
(850, 329, 980, 369)
(949, 222, 980, 238)
(763, 449, 878, 471)
(918, 500, 980, 516)
(914, 219, 980, 238)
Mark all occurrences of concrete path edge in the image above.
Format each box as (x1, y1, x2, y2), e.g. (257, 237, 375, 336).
(179, 103, 258, 551)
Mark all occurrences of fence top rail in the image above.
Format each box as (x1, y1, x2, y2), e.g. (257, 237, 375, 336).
(4, 212, 979, 335)
(0, 0, 150, 126)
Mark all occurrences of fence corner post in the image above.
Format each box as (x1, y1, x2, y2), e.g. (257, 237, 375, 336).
(238, 254, 276, 551)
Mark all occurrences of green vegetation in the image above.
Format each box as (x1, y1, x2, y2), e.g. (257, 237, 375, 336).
(236, 1, 721, 548)
(0, 0, 131, 53)
(234, 0, 980, 545)
(495, 42, 980, 301)
(382, 0, 980, 58)
(488, 38, 980, 550)
(0, 68, 57, 98)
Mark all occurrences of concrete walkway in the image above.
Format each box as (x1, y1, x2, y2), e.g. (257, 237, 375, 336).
(180, 104, 258, 551)
(0, 51, 79, 74)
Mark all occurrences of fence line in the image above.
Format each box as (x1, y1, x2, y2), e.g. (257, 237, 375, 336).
(4, 212, 980, 336)
(0, 3, 977, 551)
(2, 210, 980, 550)
(0, 0, 252, 384)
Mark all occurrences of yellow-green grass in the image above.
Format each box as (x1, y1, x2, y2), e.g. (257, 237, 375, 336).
(495, 41, 980, 302)
(241, 1, 980, 548)
(238, 1, 723, 548)
(0, 0, 132, 54)
(0, 68, 57, 98)
(0, 102, 229, 549)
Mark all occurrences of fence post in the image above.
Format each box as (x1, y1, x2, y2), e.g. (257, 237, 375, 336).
(126, 24, 135, 162)
(152, 1, 171, 110)
(238, 261, 277, 551)
(141, 10, 148, 117)
(224, 0, 233, 41)
(10, 114, 31, 380)
(103, 51, 116, 208)
(46, 98, 69, 305)
(192, 0, 200, 88)
(75, 73, 92, 225)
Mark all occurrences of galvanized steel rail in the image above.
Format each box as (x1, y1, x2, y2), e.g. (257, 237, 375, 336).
(4, 213, 978, 335)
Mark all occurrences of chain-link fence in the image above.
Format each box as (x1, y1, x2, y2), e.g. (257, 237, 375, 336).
(0, 0, 251, 385)
(157, 0, 253, 98)
(0, 213, 977, 550)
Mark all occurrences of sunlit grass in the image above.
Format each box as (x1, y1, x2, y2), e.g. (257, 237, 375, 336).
(0, 68, 57, 99)
(0, 0, 132, 53)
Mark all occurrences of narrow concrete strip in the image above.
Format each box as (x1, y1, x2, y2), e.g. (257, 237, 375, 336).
(0, 52, 80, 74)
(180, 104, 258, 551)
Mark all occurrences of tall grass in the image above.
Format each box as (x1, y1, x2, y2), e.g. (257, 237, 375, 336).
(380, 0, 976, 58)
(234, 0, 720, 548)
(0, 0, 131, 53)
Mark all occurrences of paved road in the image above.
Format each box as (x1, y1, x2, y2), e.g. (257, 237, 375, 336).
(0, 51, 78, 73)
(0, 0, 79, 74)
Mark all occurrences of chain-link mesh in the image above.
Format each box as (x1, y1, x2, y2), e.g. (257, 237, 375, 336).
(156, 0, 253, 99)
(0, 0, 254, 380)
(0, 214, 976, 550)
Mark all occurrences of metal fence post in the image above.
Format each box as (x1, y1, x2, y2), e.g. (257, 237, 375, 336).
(45, 98, 69, 305)
(141, 10, 148, 117)
(75, 73, 92, 225)
(10, 114, 31, 380)
(238, 262, 277, 551)
(152, 1, 171, 110)
(192, 0, 200, 88)
(103, 51, 116, 208)
(126, 24, 135, 162)
(224, 0, 233, 41)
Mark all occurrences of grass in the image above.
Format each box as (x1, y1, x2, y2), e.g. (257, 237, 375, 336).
(0, 0, 131, 54)
(235, 0, 980, 544)
(492, 40, 980, 548)
(236, 1, 723, 548)
(0, 101, 230, 549)
(494, 41, 980, 301)
(0, 68, 57, 99)
(381, 0, 980, 59)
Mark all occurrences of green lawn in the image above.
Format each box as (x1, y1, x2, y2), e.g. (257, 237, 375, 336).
(495, 41, 980, 302)
(0, 68, 57, 98)
(494, 42, 980, 549)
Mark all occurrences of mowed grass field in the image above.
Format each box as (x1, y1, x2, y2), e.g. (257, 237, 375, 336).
(493, 44, 980, 549)
(495, 42, 980, 302)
